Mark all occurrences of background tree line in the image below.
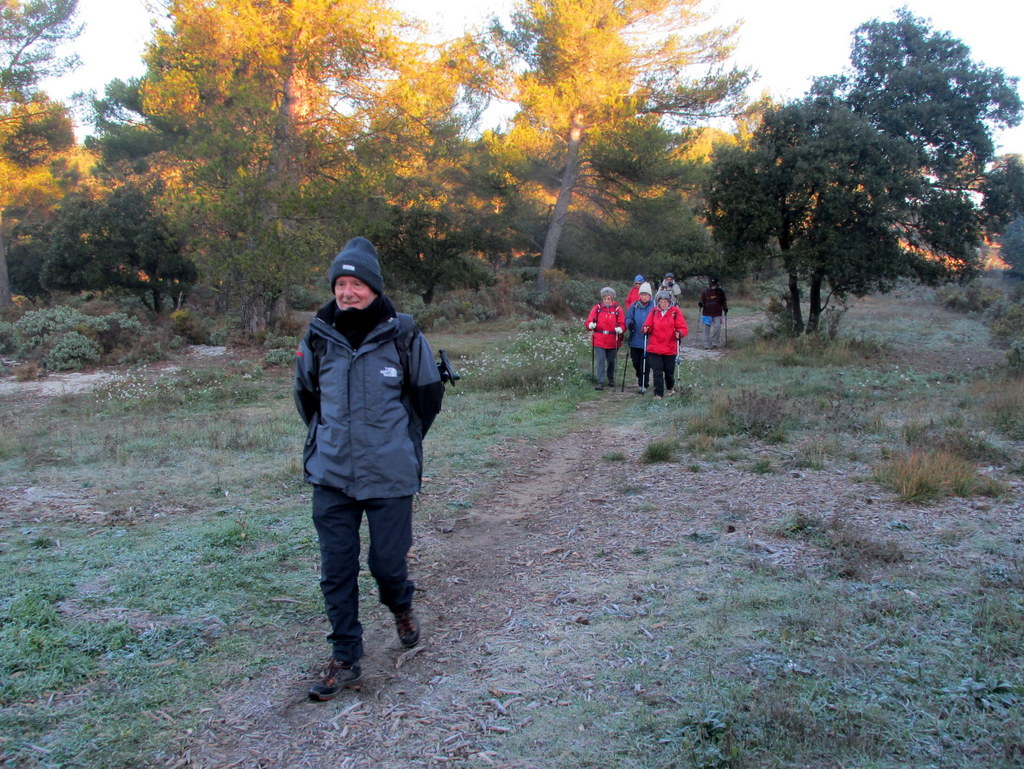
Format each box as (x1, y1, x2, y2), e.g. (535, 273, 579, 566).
(1, 0, 1022, 339)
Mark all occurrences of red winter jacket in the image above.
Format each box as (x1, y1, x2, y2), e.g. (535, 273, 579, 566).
(625, 285, 641, 308)
(586, 302, 624, 349)
(641, 305, 687, 355)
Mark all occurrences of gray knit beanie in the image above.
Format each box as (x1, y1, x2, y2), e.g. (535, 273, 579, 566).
(328, 237, 384, 295)
(655, 290, 672, 303)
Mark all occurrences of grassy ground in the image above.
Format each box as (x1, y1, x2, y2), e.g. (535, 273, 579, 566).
(1, 286, 1022, 768)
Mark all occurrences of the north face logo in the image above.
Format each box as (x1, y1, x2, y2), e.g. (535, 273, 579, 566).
(380, 367, 399, 378)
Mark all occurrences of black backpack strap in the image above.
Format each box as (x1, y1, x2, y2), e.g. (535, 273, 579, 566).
(394, 313, 417, 391)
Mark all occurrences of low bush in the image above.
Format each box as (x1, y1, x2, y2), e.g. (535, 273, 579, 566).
(462, 326, 586, 395)
(936, 283, 1000, 314)
(976, 375, 1024, 440)
(44, 331, 101, 371)
(875, 449, 1005, 503)
(13, 306, 147, 371)
(989, 301, 1024, 345)
(641, 438, 677, 464)
(169, 309, 211, 344)
(262, 334, 299, 367)
(0, 321, 20, 355)
(1008, 339, 1024, 371)
(727, 389, 789, 440)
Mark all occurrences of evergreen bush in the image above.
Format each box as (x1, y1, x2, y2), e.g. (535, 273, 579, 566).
(0, 321, 21, 355)
(44, 331, 101, 371)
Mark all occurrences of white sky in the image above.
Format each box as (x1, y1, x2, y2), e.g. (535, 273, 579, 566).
(43, 0, 1024, 155)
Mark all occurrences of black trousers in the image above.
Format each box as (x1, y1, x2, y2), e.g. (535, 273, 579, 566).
(311, 486, 415, 664)
(630, 345, 650, 388)
(647, 353, 676, 396)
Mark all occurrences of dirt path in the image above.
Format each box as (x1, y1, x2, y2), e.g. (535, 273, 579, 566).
(161, 312, 796, 768)
(177, 396, 616, 768)
(172, 372, 956, 769)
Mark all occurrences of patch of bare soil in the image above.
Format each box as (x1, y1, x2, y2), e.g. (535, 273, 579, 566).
(0, 345, 229, 401)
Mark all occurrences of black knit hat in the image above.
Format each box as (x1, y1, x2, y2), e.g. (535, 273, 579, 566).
(328, 237, 384, 295)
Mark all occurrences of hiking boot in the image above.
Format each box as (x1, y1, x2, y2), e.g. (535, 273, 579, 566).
(309, 660, 361, 701)
(638, 387, 646, 394)
(394, 607, 420, 648)
(654, 395, 663, 400)
(666, 390, 675, 397)
(594, 384, 605, 391)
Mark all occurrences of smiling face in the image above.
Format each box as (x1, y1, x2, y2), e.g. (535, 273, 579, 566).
(602, 295, 614, 307)
(658, 297, 670, 310)
(334, 276, 377, 310)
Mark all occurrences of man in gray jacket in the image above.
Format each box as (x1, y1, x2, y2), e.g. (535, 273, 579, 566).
(295, 236, 444, 700)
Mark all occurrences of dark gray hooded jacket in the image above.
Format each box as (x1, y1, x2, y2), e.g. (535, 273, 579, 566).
(294, 302, 443, 500)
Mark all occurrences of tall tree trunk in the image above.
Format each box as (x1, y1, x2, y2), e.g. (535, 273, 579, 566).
(241, 284, 271, 335)
(537, 111, 585, 293)
(806, 272, 824, 333)
(0, 209, 11, 309)
(787, 269, 804, 335)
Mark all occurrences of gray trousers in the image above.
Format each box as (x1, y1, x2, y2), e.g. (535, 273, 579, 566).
(594, 346, 617, 385)
(702, 316, 724, 348)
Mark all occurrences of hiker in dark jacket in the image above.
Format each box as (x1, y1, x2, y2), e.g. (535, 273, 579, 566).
(698, 276, 728, 349)
(295, 236, 444, 701)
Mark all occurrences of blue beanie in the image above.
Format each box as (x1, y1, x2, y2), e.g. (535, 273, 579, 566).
(328, 237, 384, 295)
(634, 274, 644, 283)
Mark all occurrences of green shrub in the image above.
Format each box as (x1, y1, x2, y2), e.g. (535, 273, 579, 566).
(1008, 339, 1024, 371)
(44, 331, 101, 371)
(287, 284, 322, 310)
(936, 283, 1000, 314)
(990, 301, 1024, 344)
(0, 321, 20, 354)
(641, 438, 677, 464)
(14, 305, 91, 351)
(727, 389, 789, 440)
(263, 347, 296, 367)
(14, 306, 144, 369)
(169, 309, 210, 344)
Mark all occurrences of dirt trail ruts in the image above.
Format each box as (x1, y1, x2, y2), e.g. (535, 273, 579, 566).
(179, 397, 621, 769)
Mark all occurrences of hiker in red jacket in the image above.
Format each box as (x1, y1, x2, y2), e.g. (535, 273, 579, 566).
(585, 287, 624, 391)
(625, 274, 644, 308)
(641, 290, 688, 399)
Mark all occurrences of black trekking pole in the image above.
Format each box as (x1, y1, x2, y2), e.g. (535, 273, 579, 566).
(641, 333, 648, 394)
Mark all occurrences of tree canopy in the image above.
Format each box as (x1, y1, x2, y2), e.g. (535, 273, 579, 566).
(490, 0, 748, 290)
(704, 10, 1023, 333)
(43, 183, 196, 312)
(0, 0, 80, 307)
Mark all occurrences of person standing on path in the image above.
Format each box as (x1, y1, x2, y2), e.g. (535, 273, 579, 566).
(698, 277, 728, 349)
(585, 287, 624, 391)
(625, 282, 654, 393)
(641, 290, 688, 399)
(295, 236, 445, 701)
(625, 275, 644, 308)
(659, 273, 682, 305)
